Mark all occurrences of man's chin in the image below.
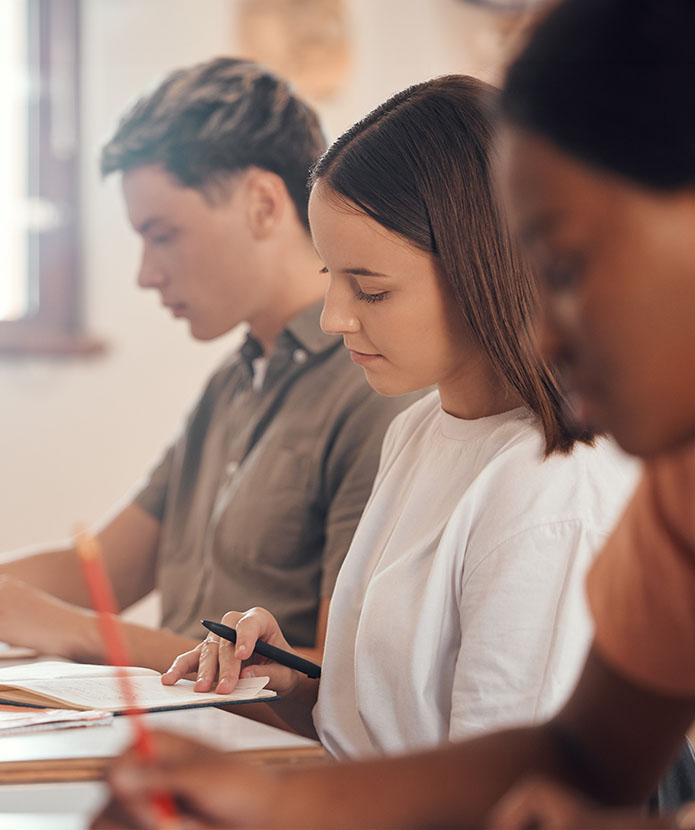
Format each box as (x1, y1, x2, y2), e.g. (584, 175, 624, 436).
(189, 320, 232, 341)
(612, 420, 695, 461)
(572, 392, 689, 459)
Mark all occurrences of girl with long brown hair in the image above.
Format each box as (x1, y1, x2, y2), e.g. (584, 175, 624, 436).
(161, 75, 636, 759)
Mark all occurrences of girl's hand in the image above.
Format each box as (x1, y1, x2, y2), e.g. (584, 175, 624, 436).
(160, 607, 304, 697)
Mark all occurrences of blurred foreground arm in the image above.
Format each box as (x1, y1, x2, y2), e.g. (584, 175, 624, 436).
(490, 777, 691, 829)
(96, 647, 695, 828)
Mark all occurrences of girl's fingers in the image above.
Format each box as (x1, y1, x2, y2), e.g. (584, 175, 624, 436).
(234, 607, 289, 659)
(161, 645, 203, 686)
(216, 636, 242, 694)
(193, 636, 221, 692)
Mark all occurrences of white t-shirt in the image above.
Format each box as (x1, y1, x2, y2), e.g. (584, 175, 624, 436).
(314, 391, 639, 759)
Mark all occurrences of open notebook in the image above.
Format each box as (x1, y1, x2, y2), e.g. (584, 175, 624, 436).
(0, 662, 276, 713)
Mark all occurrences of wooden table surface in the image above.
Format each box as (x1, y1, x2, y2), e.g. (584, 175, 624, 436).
(0, 654, 325, 825)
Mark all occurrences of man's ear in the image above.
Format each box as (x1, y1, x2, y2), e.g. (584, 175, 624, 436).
(245, 169, 287, 239)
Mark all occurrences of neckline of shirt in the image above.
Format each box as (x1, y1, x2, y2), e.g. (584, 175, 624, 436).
(243, 300, 340, 363)
(438, 404, 533, 441)
(250, 356, 268, 392)
(241, 299, 341, 385)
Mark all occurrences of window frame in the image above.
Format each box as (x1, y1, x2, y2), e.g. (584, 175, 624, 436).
(0, 0, 102, 356)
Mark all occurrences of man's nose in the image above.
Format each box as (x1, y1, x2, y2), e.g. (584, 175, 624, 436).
(137, 249, 166, 289)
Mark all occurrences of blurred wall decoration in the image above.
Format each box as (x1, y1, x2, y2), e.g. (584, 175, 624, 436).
(238, 0, 352, 100)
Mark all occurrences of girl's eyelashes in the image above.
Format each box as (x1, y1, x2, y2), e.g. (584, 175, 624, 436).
(355, 289, 389, 304)
(318, 265, 388, 302)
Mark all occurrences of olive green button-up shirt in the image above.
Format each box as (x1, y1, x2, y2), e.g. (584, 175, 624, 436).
(134, 301, 418, 647)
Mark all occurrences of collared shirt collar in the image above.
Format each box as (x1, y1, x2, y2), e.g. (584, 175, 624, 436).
(284, 299, 341, 355)
(240, 300, 341, 378)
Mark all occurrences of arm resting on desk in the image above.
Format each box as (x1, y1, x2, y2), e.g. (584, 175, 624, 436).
(0, 503, 160, 609)
(0, 505, 203, 672)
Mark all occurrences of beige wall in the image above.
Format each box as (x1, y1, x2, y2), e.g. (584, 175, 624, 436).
(0, 0, 517, 556)
(0, 0, 239, 553)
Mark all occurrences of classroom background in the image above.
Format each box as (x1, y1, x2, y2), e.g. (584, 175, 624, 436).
(0, 0, 526, 618)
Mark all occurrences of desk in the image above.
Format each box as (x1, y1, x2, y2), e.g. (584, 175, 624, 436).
(0, 784, 107, 829)
(0, 705, 324, 827)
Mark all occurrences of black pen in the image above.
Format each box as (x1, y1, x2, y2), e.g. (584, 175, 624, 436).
(201, 620, 322, 679)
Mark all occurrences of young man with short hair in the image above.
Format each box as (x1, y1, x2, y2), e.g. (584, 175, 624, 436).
(0, 58, 415, 671)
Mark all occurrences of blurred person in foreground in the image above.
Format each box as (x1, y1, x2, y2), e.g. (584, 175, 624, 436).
(0, 57, 414, 672)
(94, 1, 695, 827)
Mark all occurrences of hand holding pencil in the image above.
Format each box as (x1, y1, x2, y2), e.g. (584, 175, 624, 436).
(162, 607, 313, 698)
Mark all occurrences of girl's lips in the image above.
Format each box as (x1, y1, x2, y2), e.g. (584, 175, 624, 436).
(348, 349, 383, 365)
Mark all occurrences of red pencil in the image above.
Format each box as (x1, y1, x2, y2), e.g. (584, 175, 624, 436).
(75, 528, 179, 828)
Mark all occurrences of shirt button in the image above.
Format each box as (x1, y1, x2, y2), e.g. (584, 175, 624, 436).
(292, 348, 308, 365)
(225, 461, 239, 477)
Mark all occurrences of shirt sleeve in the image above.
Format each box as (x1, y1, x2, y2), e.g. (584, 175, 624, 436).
(587, 444, 695, 697)
(319, 394, 415, 598)
(131, 444, 175, 522)
(449, 520, 600, 741)
(129, 356, 238, 524)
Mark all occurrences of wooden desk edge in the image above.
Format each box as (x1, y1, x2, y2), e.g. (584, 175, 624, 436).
(0, 744, 329, 784)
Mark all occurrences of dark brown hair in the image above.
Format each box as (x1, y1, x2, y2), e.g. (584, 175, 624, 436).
(311, 75, 594, 454)
(501, 0, 695, 190)
(101, 57, 326, 230)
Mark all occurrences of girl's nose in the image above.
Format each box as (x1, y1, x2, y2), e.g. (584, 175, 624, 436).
(320, 275, 360, 336)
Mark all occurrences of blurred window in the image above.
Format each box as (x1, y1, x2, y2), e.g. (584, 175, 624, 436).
(0, 0, 99, 355)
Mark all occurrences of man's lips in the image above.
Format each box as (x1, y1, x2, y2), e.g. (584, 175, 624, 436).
(164, 302, 187, 318)
(557, 364, 606, 427)
(567, 385, 605, 426)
